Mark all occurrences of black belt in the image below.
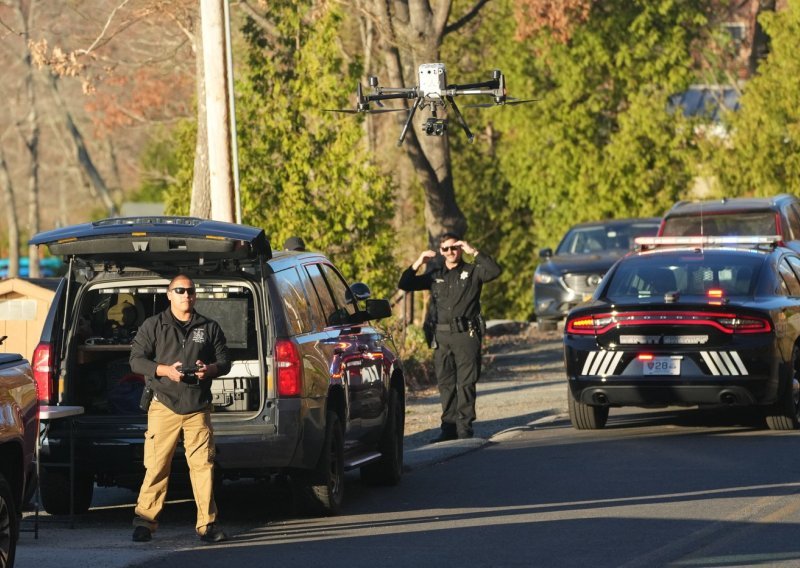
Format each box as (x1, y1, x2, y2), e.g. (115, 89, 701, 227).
(436, 323, 456, 331)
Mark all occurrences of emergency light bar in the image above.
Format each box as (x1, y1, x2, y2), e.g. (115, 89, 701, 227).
(635, 235, 782, 248)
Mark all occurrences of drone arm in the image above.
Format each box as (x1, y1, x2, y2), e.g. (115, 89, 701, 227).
(446, 96, 475, 143)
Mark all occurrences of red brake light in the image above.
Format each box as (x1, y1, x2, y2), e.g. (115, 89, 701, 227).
(32, 341, 56, 404)
(566, 311, 772, 335)
(275, 339, 301, 397)
(638, 354, 654, 361)
(707, 288, 724, 298)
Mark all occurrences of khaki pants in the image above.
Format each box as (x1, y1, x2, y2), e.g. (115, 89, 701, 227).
(133, 400, 217, 534)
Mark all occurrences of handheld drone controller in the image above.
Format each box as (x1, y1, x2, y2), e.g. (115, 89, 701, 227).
(180, 363, 200, 385)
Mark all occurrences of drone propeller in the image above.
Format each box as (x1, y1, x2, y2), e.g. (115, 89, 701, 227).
(463, 97, 539, 109)
(324, 107, 407, 114)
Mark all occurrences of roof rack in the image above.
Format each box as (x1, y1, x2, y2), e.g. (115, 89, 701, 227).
(634, 235, 782, 251)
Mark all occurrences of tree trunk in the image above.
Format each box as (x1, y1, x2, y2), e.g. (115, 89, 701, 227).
(15, 0, 41, 277)
(368, 0, 468, 246)
(190, 14, 212, 218)
(48, 73, 117, 217)
(0, 151, 20, 278)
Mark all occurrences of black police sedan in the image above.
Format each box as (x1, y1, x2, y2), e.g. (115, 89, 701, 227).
(564, 235, 800, 431)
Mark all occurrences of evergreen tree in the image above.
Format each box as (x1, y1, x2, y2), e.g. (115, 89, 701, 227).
(164, 1, 397, 297)
(705, 1, 800, 195)
(487, 0, 707, 254)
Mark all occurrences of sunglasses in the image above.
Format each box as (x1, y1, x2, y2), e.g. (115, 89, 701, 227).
(169, 287, 196, 295)
(440, 246, 461, 253)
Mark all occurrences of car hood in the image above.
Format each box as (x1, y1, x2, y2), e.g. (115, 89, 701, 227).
(540, 252, 624, 275)
(30, 216, 271, 264)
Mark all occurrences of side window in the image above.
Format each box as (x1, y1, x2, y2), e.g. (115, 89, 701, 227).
(788, 204, 800, 240)
(304, 264, 340, 326)
(320, 264, 357, 318)
(273, 267, 313, 335)
(786, 256, 800, 286)
(778, 259, 800, 296)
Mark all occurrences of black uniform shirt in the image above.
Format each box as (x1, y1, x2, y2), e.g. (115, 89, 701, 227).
(398, 252, 501, 324)
(130, 308, 231, 415)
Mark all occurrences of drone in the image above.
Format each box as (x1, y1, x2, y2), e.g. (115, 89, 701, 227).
(327, 63, 535, 146)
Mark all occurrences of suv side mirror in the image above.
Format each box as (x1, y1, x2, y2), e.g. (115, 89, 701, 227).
(364, 298, 391, 320)
(539, 248, 553, 259)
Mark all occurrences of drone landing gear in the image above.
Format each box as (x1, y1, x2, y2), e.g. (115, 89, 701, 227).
(397, 98, 422, 147)
(446, 96, 475, 143)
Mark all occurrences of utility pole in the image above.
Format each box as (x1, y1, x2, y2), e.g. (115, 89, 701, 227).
(199, 0, 235, 222)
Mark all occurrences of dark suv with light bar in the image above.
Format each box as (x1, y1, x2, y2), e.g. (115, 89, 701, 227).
(564, 235, 800, 430)
(30, 217, 405, 516)
(659, 194, 800, 253)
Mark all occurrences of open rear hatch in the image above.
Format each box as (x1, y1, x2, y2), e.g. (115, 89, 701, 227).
(30, 216, 271, 265)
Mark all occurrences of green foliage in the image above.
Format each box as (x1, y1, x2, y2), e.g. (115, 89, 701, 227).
(489, 0, 707, 252)
(704, 1, 800, 196)
(237, 1, 396, 296)
(132, 127, 188, 204)
(163, 1, 397, 297)
(440, 0, 710, 318)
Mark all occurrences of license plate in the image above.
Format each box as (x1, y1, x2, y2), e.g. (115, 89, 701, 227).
(643, 357, 681, 376)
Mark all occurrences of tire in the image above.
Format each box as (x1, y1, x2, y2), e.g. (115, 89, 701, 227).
(0, 473, 18, 568)
(298, 411, 345, 516)
(361, 388, 404, 486)
(766, 347, 800, 431)
(39, 467, 94, 515)
(568, 387, 609, 430)
(537, 319, 558, 332)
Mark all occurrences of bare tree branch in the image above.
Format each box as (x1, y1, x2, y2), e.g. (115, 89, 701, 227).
(443, 0, 489, 36)
(235, 0, 278, 37)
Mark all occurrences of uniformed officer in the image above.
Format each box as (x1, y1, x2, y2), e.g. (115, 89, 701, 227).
(399, 232, 501, 442)
(129, 274, 231, 543)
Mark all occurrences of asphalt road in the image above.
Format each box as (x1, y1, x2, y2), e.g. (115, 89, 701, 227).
(128, 407, 800, 568)
(20, 324, 800, 567)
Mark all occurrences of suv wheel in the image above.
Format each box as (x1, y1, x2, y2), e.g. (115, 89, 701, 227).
(766, 347, 800, 431)
(298, 410, 344, 516)
(40, 467, 94, 515)
(0, 473, 17, 568)
(361, 388, 404, 486)
(568, 387, 609, 430)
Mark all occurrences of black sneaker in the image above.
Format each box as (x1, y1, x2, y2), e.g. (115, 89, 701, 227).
(199, 523, 228, 543)
(132, 526, 152, 542)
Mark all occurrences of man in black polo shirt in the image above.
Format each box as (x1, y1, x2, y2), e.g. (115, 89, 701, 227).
(399, 233, 501, 443)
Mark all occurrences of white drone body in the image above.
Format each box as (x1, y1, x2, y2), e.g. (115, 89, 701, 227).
(418, 63, 448, 100)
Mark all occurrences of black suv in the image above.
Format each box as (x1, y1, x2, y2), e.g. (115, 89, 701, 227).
(659, 194, 800, 253)
(533, 218, 660, 331)
(30, 217, 405, 516)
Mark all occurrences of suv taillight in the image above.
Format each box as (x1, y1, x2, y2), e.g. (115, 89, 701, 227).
(275, 339, 301, 397)
(32, 341, 56, 404)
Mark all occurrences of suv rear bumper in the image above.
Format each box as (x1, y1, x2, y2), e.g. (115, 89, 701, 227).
(39, 398, 316, 488)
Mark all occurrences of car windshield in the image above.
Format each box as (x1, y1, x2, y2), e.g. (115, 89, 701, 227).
(556, 223, 659, 255)
(604, 251, 765, 300)
(662, 211, 777, 237)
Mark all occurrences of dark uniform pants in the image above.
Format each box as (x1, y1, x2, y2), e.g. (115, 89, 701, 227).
(434, 330, 482, 437)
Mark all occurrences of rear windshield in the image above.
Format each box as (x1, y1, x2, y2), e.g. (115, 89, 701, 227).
(604, 251, 765, 300)
(556, 223, 659, 255)
(662, 211, 777, 237)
